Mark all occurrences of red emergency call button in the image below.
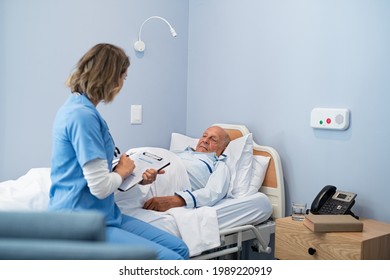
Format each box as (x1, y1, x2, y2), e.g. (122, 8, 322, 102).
(326, 118, 331, 124)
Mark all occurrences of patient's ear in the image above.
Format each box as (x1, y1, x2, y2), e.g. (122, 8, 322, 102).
(216, 138, 230, 156)
(215, 146, 226, 157)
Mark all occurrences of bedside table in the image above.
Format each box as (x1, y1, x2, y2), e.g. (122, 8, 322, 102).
(275, 216, 390, 260)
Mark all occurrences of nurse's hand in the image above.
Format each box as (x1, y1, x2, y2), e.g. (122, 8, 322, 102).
(114, 154, 135, 180)
(140, 169, 165, 185)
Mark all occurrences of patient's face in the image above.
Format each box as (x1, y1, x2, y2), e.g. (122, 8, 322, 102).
(196, 126, 228, 156)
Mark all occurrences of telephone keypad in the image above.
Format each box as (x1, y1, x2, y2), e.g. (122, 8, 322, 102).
(318, 200, 349, 215)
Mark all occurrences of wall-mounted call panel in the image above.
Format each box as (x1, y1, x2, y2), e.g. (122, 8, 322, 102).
(310, 108, 350, 130)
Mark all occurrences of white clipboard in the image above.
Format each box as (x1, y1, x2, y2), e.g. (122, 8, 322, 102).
(114, 151, 170, 192)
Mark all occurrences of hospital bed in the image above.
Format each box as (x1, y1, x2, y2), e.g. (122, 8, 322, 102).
(200, 124, 285, 259)
(115, 123, 286, 259)
(0, 123, 285, 260)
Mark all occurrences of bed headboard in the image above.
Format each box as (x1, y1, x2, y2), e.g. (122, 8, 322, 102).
(214, 123, 286, 219)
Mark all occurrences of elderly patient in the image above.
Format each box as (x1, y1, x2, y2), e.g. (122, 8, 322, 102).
(143, 125, 231, 212)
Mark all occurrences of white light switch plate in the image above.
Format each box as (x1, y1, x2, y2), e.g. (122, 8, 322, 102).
(131, 105, 142, 124)
(310, 108, 350, 130)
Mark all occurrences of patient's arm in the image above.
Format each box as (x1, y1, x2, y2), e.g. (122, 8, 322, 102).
(143, 195, 185, 212)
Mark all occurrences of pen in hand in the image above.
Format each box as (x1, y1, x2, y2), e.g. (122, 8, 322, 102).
(114, 154, 135, 180)
(115, 147, 131, 158)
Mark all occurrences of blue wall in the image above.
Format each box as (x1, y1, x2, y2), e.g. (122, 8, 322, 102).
(187, 0, 390, 223)
(0, 0, 189, 180)
(1, 0, 389, 223)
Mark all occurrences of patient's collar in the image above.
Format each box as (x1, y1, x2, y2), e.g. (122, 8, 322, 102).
(185, 146, 226, 162)
(218, 153, 227, 161)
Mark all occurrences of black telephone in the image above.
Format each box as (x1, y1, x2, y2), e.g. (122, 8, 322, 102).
(310, 185, 357, 217)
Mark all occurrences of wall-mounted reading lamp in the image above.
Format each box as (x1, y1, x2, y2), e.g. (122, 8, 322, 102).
(134, 16, 177, 53)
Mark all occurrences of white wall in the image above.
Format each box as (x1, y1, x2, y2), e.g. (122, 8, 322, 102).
(187, 0, 390, 223)
(0, 0, 189, 180)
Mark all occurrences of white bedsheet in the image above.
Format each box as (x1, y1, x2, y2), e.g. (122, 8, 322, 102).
(167, 206, 220, 256)
(0, 168, 50, 211)
(0, 147, 273, 257)
(0, 148, 223, 257)
(119, 192, 272, 256)
(115, 147, 222, 256)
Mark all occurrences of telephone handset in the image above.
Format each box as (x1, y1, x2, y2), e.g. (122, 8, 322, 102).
(310, 185, 357, 216)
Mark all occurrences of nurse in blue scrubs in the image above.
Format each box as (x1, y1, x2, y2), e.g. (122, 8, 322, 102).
(48, 43, 189, 260)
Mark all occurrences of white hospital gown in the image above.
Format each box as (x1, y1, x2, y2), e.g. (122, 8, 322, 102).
(174, 147, 230, 208)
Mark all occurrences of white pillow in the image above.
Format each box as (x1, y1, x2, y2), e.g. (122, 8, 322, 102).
(169, 133, 198, 151)
(246, 155, 271, 196)
(224, 133, 254, 198)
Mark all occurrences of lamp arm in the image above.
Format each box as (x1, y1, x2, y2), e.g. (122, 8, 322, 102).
(138, 16, 177, 41)
(134, 16, 177, 53)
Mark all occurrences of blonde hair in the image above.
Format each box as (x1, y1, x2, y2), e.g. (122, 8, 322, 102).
(66, 43, 130, 103)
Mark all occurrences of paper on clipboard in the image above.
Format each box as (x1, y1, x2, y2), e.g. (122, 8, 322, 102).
(115, 151, 170, 192)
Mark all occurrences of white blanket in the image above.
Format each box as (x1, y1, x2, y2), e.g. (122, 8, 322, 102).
(0, 148, 222, 257)
(167, 207, 220, 256)
(115, 147, 222, 256)
(0, 168, 50, 211)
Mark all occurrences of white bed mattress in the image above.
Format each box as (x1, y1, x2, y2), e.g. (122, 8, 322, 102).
(0, 168, 271, 228)
(0, 167, 272, 257)
(117, 191, 272, 257)
(0, 168, 271, 229)
(0, 123, 284, 259)
(117, 192, 272, 243)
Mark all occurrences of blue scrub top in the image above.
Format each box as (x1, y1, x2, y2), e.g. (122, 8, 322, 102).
(48, 94, 122, 226)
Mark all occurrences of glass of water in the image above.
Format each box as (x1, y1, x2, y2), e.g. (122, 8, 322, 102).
(292, 202, 307, 221)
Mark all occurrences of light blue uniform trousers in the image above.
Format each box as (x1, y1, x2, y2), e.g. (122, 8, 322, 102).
(106, 214, 189, 260)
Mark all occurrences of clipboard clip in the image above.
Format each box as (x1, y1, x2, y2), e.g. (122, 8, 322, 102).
(142, 152, 163, 161)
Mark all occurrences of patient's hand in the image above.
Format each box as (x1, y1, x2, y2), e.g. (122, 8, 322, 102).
(139, 169, 165, 185)
(143, 196, 185, 212)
